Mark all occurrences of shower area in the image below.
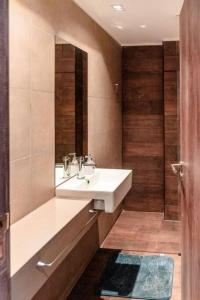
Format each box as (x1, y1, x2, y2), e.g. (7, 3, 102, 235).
(122, 41, 180, 221)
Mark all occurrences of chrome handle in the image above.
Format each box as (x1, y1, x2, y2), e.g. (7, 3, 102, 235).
(171, 162, 184, 178)
(88, 209, 99, 213)
(36, 210, 98, 268)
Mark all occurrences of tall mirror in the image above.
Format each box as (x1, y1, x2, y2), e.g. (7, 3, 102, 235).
(55, 37, 88, 185)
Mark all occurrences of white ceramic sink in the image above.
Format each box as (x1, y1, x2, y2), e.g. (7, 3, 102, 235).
(56, 168, 132, 213)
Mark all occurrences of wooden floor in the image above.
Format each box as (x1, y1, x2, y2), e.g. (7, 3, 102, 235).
(102, 211, 181, 254)
(68, 211, 181, 300)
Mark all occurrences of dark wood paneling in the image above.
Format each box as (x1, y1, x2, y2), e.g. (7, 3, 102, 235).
(123, 46, 164, 73)
(33, 222, 99, 300)
(163, 41, 180, 220)
(98, 204, 122, 245)
(0, 0, 10, 299)
(180, 0, 200, 299)
(75, 48, 88, 156)
(122, 46, 164, 212)
(55, 44, 76, 163)
(55, 44, 88, 163)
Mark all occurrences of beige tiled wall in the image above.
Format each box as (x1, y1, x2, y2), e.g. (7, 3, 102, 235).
(9, 0, 122, 224)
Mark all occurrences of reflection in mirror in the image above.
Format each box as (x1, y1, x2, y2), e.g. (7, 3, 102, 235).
(55, 37, 88, 185)
(0, 226, 3, 262)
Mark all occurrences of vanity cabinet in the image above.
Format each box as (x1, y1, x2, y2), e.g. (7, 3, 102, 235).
(33, 223, 98, 300)
(11, 198, 98, 300)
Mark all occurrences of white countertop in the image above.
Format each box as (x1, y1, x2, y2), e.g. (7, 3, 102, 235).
(10, 197, 91, 277)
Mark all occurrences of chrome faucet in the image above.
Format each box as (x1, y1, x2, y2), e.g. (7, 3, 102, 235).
(63, 154, 92, 183)
(77, 156, 85, 179)
(63, 155, 71, 178)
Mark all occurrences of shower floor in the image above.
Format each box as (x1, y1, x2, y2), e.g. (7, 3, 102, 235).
(68, 210, 181, 300)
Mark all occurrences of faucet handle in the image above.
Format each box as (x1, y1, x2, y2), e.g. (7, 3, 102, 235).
(77, 156, 85, 166)
(63, 155, 70, 162)
(62, 155, 71, 177)
(85, 154, 95, 167)
(69, 152, 76, 157)
(85, 154, 94, 160)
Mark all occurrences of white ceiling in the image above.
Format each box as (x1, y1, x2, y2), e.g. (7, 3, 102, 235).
(74, 0, 184, 45)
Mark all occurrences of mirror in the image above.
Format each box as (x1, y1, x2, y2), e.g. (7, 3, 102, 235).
(55, 37, 88, 185)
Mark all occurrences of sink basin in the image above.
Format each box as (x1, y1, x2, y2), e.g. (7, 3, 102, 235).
(56, 168, 132, 213)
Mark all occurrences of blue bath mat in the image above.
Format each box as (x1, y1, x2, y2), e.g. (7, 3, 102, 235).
(96, 252, 174, 299)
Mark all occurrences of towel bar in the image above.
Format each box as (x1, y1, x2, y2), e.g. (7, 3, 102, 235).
(36, 210, 98, 268)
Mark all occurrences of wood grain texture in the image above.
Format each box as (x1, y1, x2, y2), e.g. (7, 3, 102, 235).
(102, 211, 181, 254)
(0, 0, 10, 299)
(180, 0, 200, 299)
(98, 205, 122, 245)
(33, 221, 99, 300)
(163, 41, 180, 220)
(55, 44, 76, 163)
(68, 211, 181, 300)
(33, 210, 123, 300)
(55, 44, 88, 163)
(75, 48, 88, 157)
(122, 46, 164, 212)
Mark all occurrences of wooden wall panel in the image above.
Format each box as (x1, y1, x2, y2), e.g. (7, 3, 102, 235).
(75, 48, 88, 157)
(55, 44, 88, 163)
(163, 41, 180, 220)
(98, 204, 122, 245)
(122, 46, 164, 212)
(55, 44, 76, 163)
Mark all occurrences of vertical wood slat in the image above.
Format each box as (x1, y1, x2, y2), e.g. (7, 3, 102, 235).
(122, 46, 164, 212)
(163, 41, 180, 220)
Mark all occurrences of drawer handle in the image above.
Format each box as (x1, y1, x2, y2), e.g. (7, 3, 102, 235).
(171, 161, 184, 178)
(36, 211, 98, 268)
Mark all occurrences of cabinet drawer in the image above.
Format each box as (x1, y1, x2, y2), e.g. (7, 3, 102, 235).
(11, 200, 98, 300)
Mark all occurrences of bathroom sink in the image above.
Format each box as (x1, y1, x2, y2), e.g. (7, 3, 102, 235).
(56, 168, 132, 213)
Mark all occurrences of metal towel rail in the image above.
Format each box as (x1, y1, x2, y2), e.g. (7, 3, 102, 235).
(36, 210, 98, 268)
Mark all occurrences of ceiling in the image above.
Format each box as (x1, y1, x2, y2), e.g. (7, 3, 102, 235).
(74, 0, 184, 45)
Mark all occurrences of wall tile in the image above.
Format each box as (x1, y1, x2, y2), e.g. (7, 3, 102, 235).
(30, 25, 55, 92)
(10, 0, 122, 224)
(31, 91, 55, 155)
(88, 53, 116, 100)
(55, 0, 97, 51)
(31, 152, 55, 212)
(88, 96, 122, 168)
(29, 0, 56, 35)
(9, 88, 31, 161)
(10, 157, 32, 223)
(9, 2, 31, 89)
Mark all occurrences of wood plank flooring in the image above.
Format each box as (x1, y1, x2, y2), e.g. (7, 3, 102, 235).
(68, 211, 181, 300)
(102, 211, 181, 254)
